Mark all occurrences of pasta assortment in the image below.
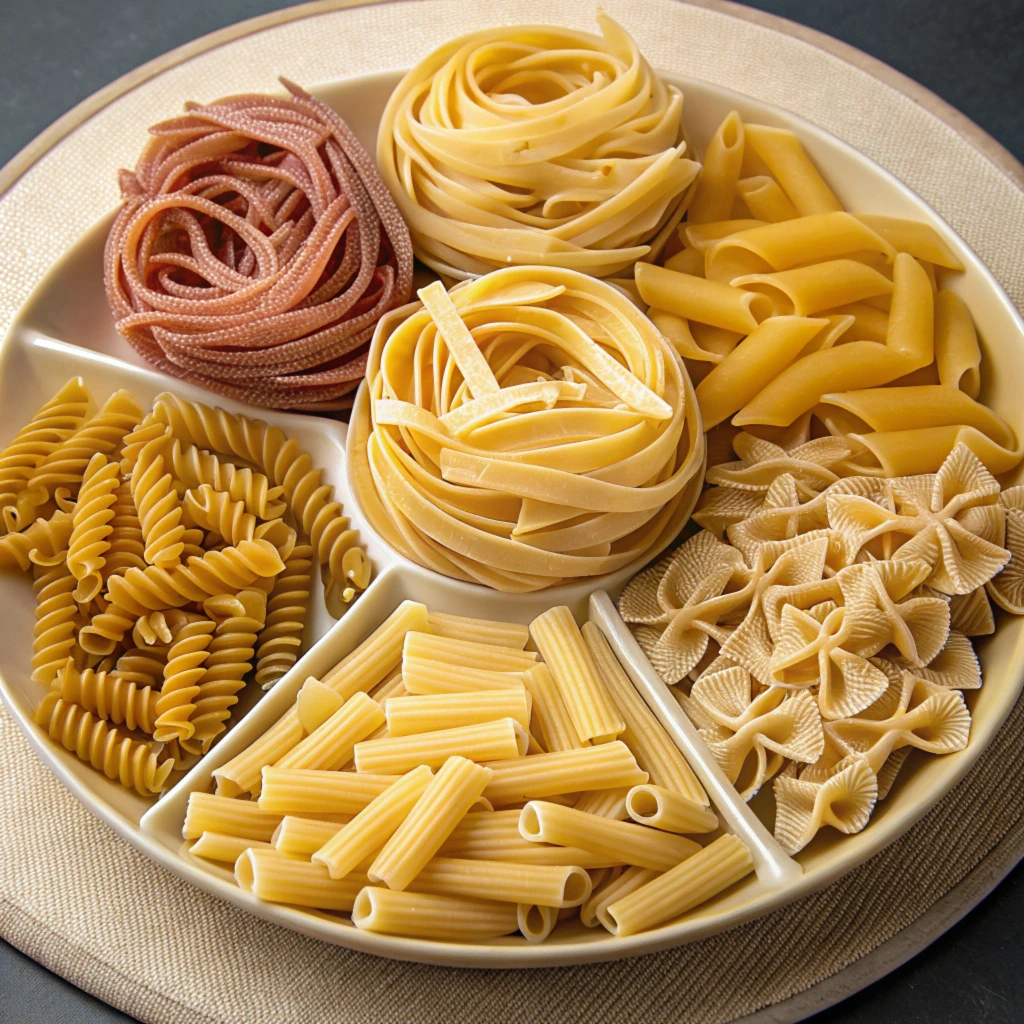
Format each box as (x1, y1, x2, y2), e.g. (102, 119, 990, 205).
(377, 14, 699, 279)
(0, 378, 370, 793)
(184, 601, 754, 942)
(349, 266, 704, 592)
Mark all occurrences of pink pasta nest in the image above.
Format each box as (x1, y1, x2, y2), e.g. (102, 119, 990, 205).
(104, 79, 414, 411)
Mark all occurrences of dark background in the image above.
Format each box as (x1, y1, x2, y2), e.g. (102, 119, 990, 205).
(0, 1, 1022, 1021)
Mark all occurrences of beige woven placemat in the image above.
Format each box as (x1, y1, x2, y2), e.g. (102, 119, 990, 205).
(2, 2, 1024, 1022)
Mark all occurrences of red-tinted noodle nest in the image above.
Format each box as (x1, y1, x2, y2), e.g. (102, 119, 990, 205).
(104, 79, 414, 411)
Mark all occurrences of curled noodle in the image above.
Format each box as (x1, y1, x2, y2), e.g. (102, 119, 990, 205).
(105, 80, 414, 411)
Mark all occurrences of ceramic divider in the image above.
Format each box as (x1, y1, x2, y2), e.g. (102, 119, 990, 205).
(588, 590, 803, 889)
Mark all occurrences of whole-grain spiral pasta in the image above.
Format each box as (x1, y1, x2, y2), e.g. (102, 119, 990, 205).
(155, 618, 215, 743)
(0, 378, 91, 532)
(255, 542, 313, 689)
(30, 553, 79, 685)
(350, 266, 704, 592)
(35, 692, 172, 796)
(67, 454, 120, 603)
(104, 81, 413, 410)
(152, 393, 370, 607)
(377, 14, 699, 279)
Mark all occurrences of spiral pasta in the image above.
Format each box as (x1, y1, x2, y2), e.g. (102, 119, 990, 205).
(350, 266, 704, 591)
(0, 378, 90, 532)
(104, 479, 147, 578)
(31, 554, 79, 685)
(184, 589, 267, 752)
(377, 14, 699, 279)
(12, 389, 143, 529)
(254, 542, 313, 689)
(68, 454, 119, 603)
(152, 393, 370, 607)
(0, 509, 74, 572)
(35, 692, 172, 796)
(122, 421, 186, 568)
(155, 619, 215, 743)
(57, 660, 159, 734)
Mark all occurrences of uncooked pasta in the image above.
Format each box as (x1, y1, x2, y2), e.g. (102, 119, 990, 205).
(349, 266, 704, 592)
(377, 14, 698, 279)
(105, 80, 414, 410)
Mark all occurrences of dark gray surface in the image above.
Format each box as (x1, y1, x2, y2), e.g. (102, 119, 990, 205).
(0, 1, 1023, 1022)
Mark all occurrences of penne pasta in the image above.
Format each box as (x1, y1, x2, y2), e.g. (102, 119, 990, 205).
(743, 123, 842, 216)
(935, 290, 982, 398)
(352, 887, 519, 940)
(483, 741, 647, 805)
(854, 214, 963, 270)
(190, 832, 272, 864)
(732, 259, 893, 318)
(517, 903, 559, 943)
(354, 718, 527, 774)
(581, 865, 658, 928)
(574, 787, 632, 821)
(369, 756, 493, 891)
(412, 857, 592, 908)
(258, 768, 399, 815)
(521, 663, 588, 752)
(425, 611, 530, 650)
(736, 175, 798, 222)
(602, 834, 754, 936)
(529, 606, 624, 744)
(312, 766, 434, 879)
(635, 263, 772, 334)
(519, 801, 701, 871)
(235, 848, 368, 911)
(183, 792, 281, 842)
(385, 689, 532, 736)
(688, 110, 745, 224)
(401, 656, 527, 695)
(403, 631, 537, 672)
(273, 692, 385, 772)
(273, 815, 348, 857)
(581, 623, 707, 803)
(625, 785, 720, 834)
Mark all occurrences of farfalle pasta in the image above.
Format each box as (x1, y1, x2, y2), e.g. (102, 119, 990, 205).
(350, 266, 704, 592)
(0, 378, 370, 795)
(377, 14, 698, 279)
(620, 442, 1023, 853)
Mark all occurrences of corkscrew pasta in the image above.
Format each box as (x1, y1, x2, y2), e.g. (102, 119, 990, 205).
(0, 378, 369, 795)
(182, 601, 749, 943)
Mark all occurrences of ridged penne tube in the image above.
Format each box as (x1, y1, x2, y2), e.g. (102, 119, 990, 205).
(214, 604, 426, 796)
(603, 833, 754, 936)
(386, 690, 532, 736)
(369, 668, 405, 707)
(412, 857, 592, 909)
(183, 792, 281, 842)
(520, 802, 700, 871)
(695, 317, 829, 428)
(625, 785, 720, 834)
(688, 111, 745, 224)
(439, 811, 623, 868)
(483, 742, 647, 805)
(732, 259, 893, 318)
(425, 612, 529, 650)
(634, 263, 772, 334)
(273, 816, 349, 857)
(517, 903, 559, 943)
(321, 601, 428, 699)
(235, 849, 367, 911)
(521, 664, 587, 752)
(258, 768, 399, 815)
(574, 788, 631, 820)
(273, 693, 385, 772)
(529, 607, 624, 744)
(352, 888, 519, 941)
(401, 656, 527, 695)
(935, 291, 981, 398)
(854, 214, 963, 270)
(581, 865, 658, 928)
(368, 756, 493, 891)
(190, 832, 272, 863)
(743, 124, 842, 216)
(736, 176, 798, 222)
(354, 718, 527, 774)
(581, 622, 707, 803)
(312, 766, 434, 879)
(403, 632, 537, 672)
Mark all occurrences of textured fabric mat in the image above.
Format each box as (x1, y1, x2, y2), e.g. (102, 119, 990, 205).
(1, 1, 1024, 1022)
